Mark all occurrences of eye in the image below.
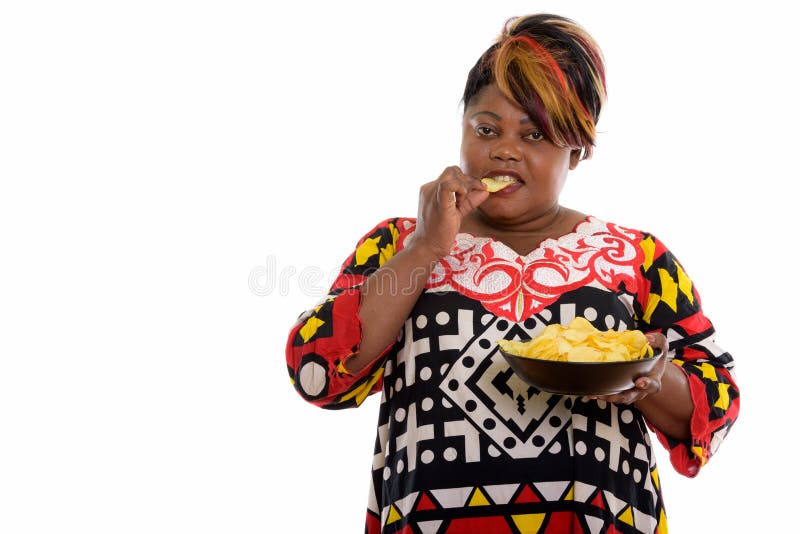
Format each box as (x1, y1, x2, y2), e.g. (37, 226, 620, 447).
(524, 131, 544, 141)
(475, 125, 497, 137)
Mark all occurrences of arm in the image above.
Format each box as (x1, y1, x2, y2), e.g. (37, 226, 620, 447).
(344, 244, 439, 372)
(633, 341, 693, 440)
(286, 167, 490, 406)
(634, 233, 740, 477)
(592, 333, 693, 441)
(285, 218, 408, 409)
(347, 166, 489, 373)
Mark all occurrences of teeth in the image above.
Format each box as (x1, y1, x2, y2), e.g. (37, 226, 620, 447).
(481, 176, 516, 192)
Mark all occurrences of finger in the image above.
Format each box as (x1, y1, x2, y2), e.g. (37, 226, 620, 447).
(611, 388, 647, 405)
(450, 174, 490, 209)
(646, 332, 668, 350)
(590, 392, 628, 405)
(438, 178, 469, 207)
(464, 175, 488, 191)
(439, 167, 484, 196)
(438, 172, 469, 193)
(438, 166, 469, 185)
(437, 180, 463, 199)
(635, 377, 662, 395)
(458, 188, 491, 214)
(418, 180, 439, 202)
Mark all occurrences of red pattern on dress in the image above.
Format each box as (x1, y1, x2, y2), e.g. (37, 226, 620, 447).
(427, 219, 644, 322)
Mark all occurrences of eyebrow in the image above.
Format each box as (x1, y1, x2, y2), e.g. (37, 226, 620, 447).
(470, 111, 532, 124)
(470, 111, 502, 121)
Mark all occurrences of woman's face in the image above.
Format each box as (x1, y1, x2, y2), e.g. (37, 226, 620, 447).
(460, 84, 580, 226)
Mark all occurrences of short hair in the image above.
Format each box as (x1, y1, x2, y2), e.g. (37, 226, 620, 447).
(462, 14, 607, 160)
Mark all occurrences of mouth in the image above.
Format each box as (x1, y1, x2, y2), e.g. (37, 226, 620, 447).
(481, 170, 523, 193)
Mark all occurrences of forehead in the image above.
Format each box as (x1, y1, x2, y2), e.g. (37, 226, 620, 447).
(465, 84, 530, 122)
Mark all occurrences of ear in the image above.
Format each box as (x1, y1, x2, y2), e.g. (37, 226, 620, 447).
(568, 149, 582, 170)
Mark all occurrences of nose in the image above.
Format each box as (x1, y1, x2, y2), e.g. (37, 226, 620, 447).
(490, 137, 522, 162)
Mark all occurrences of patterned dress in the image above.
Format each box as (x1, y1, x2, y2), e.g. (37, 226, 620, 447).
(286, 216, 739, 534)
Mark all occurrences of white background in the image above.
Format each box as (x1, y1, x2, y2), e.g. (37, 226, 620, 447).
(1, 1, 796, 532)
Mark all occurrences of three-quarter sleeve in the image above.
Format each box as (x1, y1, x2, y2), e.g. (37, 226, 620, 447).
(634, 233, 740, 477)
(285, 218, 407, 409)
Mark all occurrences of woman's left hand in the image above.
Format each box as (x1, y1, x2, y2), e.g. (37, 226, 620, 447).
(587, 333, 669, 405)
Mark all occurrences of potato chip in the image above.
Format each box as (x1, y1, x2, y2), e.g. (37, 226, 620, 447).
(567, 346, 603, 362)
(497, 317, 654, 362)
(481, 177, 515, 192)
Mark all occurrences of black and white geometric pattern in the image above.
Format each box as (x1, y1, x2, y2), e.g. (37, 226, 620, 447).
(369, 287, 662, 526)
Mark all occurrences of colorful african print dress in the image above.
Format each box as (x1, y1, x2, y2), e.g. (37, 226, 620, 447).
(286, 216, 739, 534)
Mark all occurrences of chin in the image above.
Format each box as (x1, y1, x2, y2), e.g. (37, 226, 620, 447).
(477, 204, 526, 225)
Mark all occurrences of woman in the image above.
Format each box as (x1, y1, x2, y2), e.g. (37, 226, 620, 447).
(286, 13, 739, 533)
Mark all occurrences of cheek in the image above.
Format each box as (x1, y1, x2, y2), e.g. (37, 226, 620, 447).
(460, 140, 484, 173)
(534, 149, 572, 184)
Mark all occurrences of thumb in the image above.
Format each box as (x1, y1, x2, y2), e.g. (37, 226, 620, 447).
(459, 189, 490, 215)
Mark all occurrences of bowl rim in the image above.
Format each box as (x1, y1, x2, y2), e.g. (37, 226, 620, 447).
(498, 347, 663, 366)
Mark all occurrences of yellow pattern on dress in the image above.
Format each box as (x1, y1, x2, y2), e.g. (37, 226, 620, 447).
(299, 316, 325, 342)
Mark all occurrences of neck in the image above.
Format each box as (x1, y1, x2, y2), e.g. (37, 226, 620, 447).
(468, 205, 568, 236)
(461, 206, 586, 256)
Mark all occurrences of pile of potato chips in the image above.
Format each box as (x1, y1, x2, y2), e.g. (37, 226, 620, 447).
(497, 317, 654, 362)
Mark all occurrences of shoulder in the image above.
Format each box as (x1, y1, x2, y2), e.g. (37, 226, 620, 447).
(579, 216, 679, 271)
(344, 218, 417, 268)
(588, 217, 691, 280)
(583, 215, 674, 243)
(577, 215, 649, 242)
(354, 217, 417, 244)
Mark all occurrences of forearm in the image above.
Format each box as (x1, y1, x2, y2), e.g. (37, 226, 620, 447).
(345, 244, 440, 373)
(635, 363, 693, 441)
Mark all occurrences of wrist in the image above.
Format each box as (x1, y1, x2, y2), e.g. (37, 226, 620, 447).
(406, 235, 450, 262)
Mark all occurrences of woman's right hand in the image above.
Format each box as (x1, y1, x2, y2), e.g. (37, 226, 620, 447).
(351, 167, 487, 371)
(410, 166, 489, 259)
